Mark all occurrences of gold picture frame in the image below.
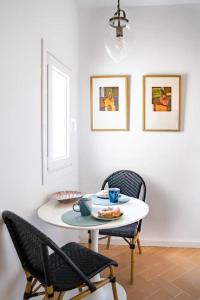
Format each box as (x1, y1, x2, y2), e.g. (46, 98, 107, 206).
(90, 75, 129, 131)
(143, 75, 181, 131)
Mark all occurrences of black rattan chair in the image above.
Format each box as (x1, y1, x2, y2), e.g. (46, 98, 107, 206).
(2, 211, 118, 300)
(89, 170, 146, 284)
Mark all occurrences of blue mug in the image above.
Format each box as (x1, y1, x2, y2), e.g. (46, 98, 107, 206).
(73, 197, 92, 216)
(109, 188, 120, 203)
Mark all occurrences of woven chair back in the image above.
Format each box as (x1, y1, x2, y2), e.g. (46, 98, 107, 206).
(102, 170, 146, 201)
(2, 211, 54, 283)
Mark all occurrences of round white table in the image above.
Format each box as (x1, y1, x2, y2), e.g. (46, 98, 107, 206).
(38, 197, 149, 300)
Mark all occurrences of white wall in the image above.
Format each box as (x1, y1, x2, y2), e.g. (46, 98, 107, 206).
(79, 5, 200, 246)
(0, 0, 79, 299)
(1, 2, 200, 299)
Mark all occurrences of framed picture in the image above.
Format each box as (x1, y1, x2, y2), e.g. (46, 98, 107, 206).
(90, 75, 129, 130)
(143, 75, 181, 131)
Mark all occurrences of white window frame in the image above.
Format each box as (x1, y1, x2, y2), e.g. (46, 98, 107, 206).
(47, 55, 71, 172)
(41, 41, 73, 185)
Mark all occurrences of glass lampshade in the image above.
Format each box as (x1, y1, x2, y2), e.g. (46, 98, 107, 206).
(104, 23, 131, 64)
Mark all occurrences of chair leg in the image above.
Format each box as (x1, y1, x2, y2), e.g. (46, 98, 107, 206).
(42, 295, 54, 300)
(47, 292, 62, 300)
(43, 285, 54, 299)
(137, 237, 142, 254)
(23, 271, 33, 299)
(44, 294, 55, 299)
(88, 230, 92, 249)
(130, 247, 135, 284)
(106, 236, 111, 249)
(110, 267, 118, 300)
(57, 292, 65, 300)
(111, 280, 118, 300)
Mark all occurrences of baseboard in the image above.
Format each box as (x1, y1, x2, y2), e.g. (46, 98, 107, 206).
(80, 236, 200, 248)
(140, 239, 200, 248)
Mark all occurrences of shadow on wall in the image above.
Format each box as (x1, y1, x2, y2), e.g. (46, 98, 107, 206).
(31, 207, 80, 247)
(0, 221, 24, 300)
(143, 176, 177, 238)
(181, 73, 187, 132)
(0, 220, 6, 272)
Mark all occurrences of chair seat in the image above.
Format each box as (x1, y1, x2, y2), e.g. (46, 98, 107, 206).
(49, 242, 117, 291)
(99, 222, 138, 238)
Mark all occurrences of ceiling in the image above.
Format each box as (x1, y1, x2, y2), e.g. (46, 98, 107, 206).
(77, 0, 200, 7)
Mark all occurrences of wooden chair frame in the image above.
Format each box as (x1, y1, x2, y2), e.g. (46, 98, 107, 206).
(97, 232, 142, 284)
(2, 211, 119, 300)
(24, 267, 118, 300)
(89, 169, 146, 285)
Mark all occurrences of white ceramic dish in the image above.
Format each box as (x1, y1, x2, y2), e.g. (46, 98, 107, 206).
(52, 191, 82, 203)
(96, 191, 122, 199)
(96, 191, 109, 199)
(92, 211, 123, 221)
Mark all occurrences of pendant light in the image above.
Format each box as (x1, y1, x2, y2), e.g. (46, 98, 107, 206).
(104, 0, 130, 63)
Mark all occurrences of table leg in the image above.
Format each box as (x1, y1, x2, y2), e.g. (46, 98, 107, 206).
(90, 229, 100, 281)
(90, 229, 99, 252)
(88, 229, 126, 300)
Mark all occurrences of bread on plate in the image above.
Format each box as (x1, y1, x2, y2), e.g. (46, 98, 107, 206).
(98, 207, 122, 218)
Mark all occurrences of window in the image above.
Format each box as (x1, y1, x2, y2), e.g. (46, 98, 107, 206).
(47, 54, 71, 172)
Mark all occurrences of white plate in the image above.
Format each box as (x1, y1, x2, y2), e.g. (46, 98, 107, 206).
(96, 191, 109, 199)
(92, 211, 123, 221)
(96, 192, 122, 199)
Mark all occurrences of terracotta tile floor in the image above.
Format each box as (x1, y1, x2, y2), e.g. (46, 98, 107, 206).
(96, 244, 200, 300)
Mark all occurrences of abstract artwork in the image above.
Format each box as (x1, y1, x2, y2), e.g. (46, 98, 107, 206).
(99, 87, 119, 111)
